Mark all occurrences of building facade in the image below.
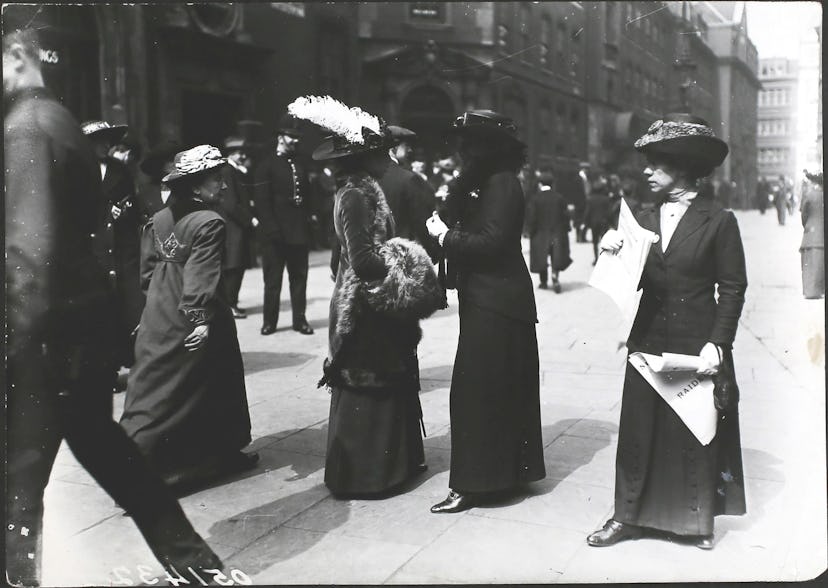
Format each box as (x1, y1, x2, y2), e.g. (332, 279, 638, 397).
(356, 1, 589, 175)
(694, 1, 761, 209)
(756, 58, 799, 181)
(18, 3, 361, 161)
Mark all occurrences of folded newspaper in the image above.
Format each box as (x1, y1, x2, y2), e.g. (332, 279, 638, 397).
(628, 352, 718, 445)
(588, 198, 660, 339)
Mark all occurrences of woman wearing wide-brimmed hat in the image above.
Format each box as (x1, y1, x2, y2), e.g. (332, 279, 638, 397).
(425, 110, 546, 513)
(289, 96, 443, 497)
(588, 113, 747, 550)
(120, 145, 256, 492)
(799, 169, 824, 299)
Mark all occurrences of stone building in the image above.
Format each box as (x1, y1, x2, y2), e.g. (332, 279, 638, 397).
(756, 58, 799, 181)
(15, 3, 360, 160)
(693, 1, 761, 209)
(356, 1, 589, 172)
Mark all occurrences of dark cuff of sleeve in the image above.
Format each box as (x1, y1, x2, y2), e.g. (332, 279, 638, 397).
(183, 307, 212, 326)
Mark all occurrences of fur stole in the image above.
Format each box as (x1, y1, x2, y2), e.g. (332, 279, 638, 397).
(335, 174, 444, 338)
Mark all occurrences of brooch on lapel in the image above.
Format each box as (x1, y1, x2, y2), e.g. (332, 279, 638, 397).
(469, 190, 480, 199)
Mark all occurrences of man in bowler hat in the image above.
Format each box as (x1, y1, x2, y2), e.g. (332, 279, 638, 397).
(254, 113, 316, 335)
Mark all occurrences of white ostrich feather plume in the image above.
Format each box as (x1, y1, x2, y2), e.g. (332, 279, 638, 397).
(288, 95, 380, 144)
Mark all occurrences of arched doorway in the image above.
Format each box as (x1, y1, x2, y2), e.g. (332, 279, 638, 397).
(8, 4, 101, 121)
(399, 84, 456, 164)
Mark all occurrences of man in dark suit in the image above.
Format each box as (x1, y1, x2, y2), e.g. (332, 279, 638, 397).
(4, 23, 220, 585)
(219, 136, 258, 318)
(378, 126, 439, 260)
(581, 174, 613, 265)
(82, 119, 145, 368)
(254, 113, 316, 335)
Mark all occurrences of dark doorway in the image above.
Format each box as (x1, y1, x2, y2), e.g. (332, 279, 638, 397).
(181, 90, 243, 148)
(400, 85, 456, 164)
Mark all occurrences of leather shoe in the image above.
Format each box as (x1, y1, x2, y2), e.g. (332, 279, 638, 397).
(260, 324, 277, 335)
(587, 519, 643, 547)
(293, 321, 314, 335)
(231, 306, 247, 319)
(430, 490, 475, 514)
(695, 535, 714, 550)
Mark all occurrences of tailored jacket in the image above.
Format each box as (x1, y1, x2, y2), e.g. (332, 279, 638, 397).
(253, 152, 313, 246)
(379, 161, 440, 261)
(800, 185, 824, 250)
(442, 170, 537, 324)
(628, 196, 747, 355)
(218, 164, 255, 269)
(92, 157, 143, 280)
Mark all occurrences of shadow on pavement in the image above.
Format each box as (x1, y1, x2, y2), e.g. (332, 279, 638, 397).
(239, 296, 330, 316)
(242, 351, 316, 375)
(419, 365, 453, 393)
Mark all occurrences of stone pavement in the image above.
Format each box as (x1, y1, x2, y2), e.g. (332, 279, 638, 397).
(40, 210, 826, 585)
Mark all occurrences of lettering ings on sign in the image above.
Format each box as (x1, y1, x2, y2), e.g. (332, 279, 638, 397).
(410, 2, 446, 21)
(39, 49, 59, 64)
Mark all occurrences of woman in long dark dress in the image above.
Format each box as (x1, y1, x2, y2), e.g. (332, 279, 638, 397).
(588, 113, 747, 550)
(288, 96, 430, 497)
(120, 145, 256, 490)
(426, 110, 546, 513)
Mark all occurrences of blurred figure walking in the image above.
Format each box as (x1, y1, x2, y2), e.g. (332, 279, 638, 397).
(526, 166, 572, 292)
(4, 23, 221, 585)
(800, 170, 824, 299)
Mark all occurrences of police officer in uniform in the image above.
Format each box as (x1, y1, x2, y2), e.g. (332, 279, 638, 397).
(254, 113, 316, 335)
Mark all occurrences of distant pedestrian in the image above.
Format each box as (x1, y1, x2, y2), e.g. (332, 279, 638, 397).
(756, 177, 770, 214)
(137, 139, 181, 219)
(4, 24, 221, 584)
(426, 110, 545, 514)
(590, 113, 747, 551)
(582, 175, 613, 265)
(526, 166, 572, 292)
(120, 145, 256, 492)
(773, 175, 788, 225)
(379, 125, 439, 257)
(83, 119, 145, 369)
(800, 170, 824, 299)
(219, 136, 258, 319)
(254, 113, 317, 335)
(289, 95, 443, 497)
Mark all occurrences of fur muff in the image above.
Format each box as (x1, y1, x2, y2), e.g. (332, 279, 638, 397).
(334, 175, 444, 338)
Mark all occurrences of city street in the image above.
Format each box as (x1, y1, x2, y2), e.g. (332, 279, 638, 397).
(41, 209, 826, 585)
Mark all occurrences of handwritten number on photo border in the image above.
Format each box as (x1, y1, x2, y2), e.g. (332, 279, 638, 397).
(138, 565, 159, 585)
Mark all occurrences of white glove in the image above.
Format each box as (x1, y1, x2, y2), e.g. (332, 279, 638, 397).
(251, 217, 260, 228)
(697, 342, 722, 375)
(599, 229, 624, 253)
(426, 212, 449, 240)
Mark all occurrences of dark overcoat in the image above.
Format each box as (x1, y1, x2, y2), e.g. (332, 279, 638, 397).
(441, 170, 545, 492)
(218, 164, 255, 269)
(379, 161, 440, 260)
(324, 172, 424, 495)
(582, 190, 613, 231)
(614, 196, 748, 536)
(253, 152, 313, 246)
(120, 199, 251, 475)
(525, 187, 572, 273)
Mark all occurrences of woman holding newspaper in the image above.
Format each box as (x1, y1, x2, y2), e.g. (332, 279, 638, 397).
(588, 113, 747, 550)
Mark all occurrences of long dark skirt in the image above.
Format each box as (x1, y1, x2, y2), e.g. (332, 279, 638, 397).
(448, 302, 546, 493)
(801, 247, 825, 298)
(613, 363, 746, 536)
(324, 384, 424, 496)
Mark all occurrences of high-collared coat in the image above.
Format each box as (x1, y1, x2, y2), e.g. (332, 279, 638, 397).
(614, 196, 748, 537)
(253, 152, 313, 246)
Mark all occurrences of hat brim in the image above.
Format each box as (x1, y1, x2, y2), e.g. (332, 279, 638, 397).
(279, 129, 303, 138)
(162, 160, 227, 184)
(446, 125, 526, 148)
(312, 140, 385, 161)
(636, 136, 729, 168)
(86, 125, 128, 143)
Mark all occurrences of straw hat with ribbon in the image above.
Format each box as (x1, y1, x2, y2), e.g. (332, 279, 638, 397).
(81, 120, 128, 143)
